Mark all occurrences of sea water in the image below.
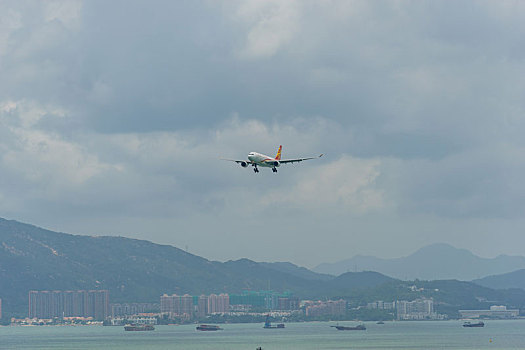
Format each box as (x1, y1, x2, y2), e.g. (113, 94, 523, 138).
(1, 320, 525, 350)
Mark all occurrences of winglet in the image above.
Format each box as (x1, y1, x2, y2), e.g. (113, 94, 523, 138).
(275, 145, 282, 160)
(319, 154, 324, 158)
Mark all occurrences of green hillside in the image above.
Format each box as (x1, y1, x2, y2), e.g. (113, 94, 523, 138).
(0, 218, 392, 317)
(474, 269, 525, 290)
(1, 217, 524, 319)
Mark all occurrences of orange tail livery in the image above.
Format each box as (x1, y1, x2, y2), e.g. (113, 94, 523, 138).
(275, 145, 282, 160)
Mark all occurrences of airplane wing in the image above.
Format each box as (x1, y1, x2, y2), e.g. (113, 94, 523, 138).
(220, 158, 253, 164)
(279, 154, 323, 164)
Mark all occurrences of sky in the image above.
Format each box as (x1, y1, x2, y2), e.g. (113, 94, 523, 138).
(1, 0, 525, 267)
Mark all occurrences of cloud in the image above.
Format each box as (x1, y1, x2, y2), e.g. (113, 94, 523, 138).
(0, 1, 525, 264)
(0, 7, 22, 58)
(235, 0, 301, 59)
(390, 144, 525, 219)
(0, 100, 119, 194)
(262, 155, 383, 214)
(43, 0, 82, 29)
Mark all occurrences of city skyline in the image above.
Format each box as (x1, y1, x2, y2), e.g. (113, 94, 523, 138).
(1, 1, 525, 266)
(28, 290, 109, 320)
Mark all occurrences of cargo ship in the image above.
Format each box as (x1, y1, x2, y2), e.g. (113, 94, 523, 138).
(331, 324, 366, 330)
(124, 324, 155, 331)
(463, 321, 484, 328)
(196, 324, 222, 331)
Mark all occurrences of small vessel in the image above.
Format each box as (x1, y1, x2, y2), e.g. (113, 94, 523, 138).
(376, 321, 385, 324)
(124, 324, 155, 331)
(263, 314, 285, 329)
(331, 324, 366, 331)
(463, 321, 484, 328)
(196, 324, 223, 331)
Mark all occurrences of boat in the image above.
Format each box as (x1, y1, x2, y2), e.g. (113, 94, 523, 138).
(331, 324, 366, 331)
(124, 324, 155, 331)
(263, 314, 285, 329)
(196, 324, 223, 331)
(376, 321, 385, 324)
(463, 321, 484, 328)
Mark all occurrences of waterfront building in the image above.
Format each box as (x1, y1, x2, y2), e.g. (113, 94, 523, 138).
(111, 303, 159, 317)
(459, 305, 519, 319)
(160, 294, 182, 316)
(28, 290, 109, 320)
(278, 297, 300, 310)
(160, 294, 194, 316)
(161, 293, 229, 317)
(367, 301, 395, 310)
(180, 294, 194, 316)
(196, 295, 208, 318)
(161, 291, 298, 318)
(305, 300, 346, 317)
(208, 293, 229, 314)
(108, 315, 157, 326)
(229, 291, 298, 310)
(396, 298, 436, 320)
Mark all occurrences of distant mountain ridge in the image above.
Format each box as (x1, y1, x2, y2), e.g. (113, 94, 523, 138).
(0, 217, 394, 317)
(473, 269, 525, 290)
(313, 243, 525, 281)
(3, 217, 524, 320)
(259, 262, 333, 281)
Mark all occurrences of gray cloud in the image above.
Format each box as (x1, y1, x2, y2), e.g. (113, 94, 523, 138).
(1, 0, 524, 265)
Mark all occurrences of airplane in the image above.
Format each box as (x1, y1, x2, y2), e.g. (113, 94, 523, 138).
(222, 145, 323, 173)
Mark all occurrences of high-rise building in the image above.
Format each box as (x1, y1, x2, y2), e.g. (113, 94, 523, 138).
(229, 291, 297, 310)
(396, 299, 435, 320)
(305, 299, 346, 317)
(196, 295, 208, 318)
(277, 297, 300, 310)
(161, 294, 192, 316)
(207, 293, 229, 314)
(180, 294, 194, 316)
(0, 298, 2, 319)
(161, 293, 230, 317)
(207, 294, 218, 314)
(161, 294, 180, 315)
(28, 290, 109, 320)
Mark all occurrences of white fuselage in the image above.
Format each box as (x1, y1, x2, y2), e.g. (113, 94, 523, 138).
(248, 152, 280, 167)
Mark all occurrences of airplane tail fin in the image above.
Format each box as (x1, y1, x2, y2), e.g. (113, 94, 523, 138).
(275, 145, 282, 160)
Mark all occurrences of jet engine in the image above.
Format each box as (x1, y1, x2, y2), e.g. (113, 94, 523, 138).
(271, 161, 280, 167)
(240, 161, 249, 168)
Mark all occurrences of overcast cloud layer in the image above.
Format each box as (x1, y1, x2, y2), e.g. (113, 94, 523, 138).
(1, 0, 524, 266)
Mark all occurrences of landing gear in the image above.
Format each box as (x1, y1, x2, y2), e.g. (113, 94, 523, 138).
(272, 167, 278, 173)
(253, 165, 259, 173)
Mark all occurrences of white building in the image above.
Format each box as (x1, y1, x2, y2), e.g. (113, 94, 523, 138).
(396, 299, 437, 320)
(108, 315, 157, 325)
(367, 301, 395, 310)
(459, 305, 519, 319)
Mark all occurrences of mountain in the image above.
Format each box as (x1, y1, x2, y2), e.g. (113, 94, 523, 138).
(326, 271, 397, 296)
(3, 217, 524, 320)
(313, 243, 525, 281)
(473, 269, 525, 290)
(0, 217, 392, 317)
(259, 262, 333, 281)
